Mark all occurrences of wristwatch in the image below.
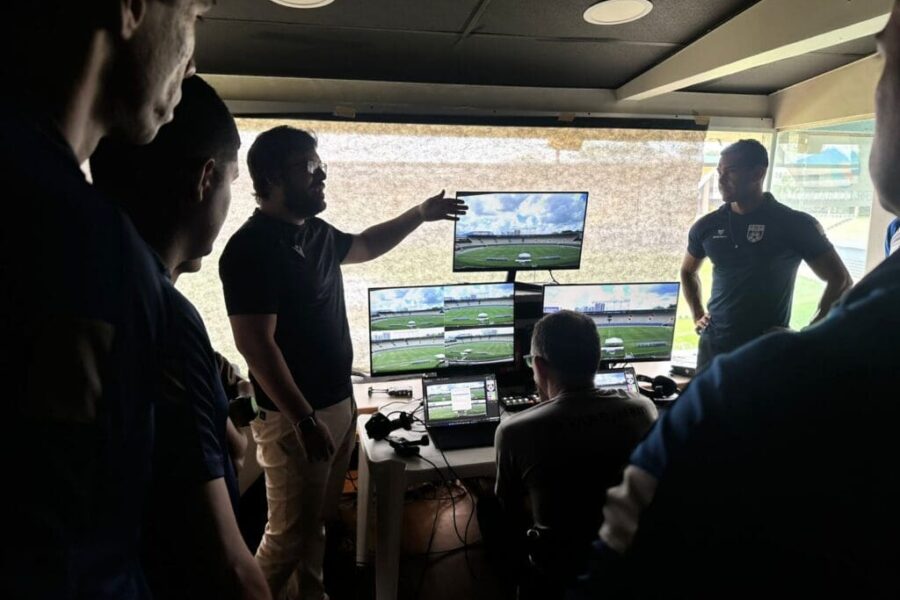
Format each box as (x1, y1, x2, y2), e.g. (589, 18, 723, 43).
(295, 412, 318, 432)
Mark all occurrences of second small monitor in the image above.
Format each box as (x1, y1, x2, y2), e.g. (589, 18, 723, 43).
(542, 282, 680, 363)
(369, 283, 515, 376)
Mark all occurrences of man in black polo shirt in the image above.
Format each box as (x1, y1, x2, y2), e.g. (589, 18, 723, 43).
(680, 139, 852, 370)
(219, 125, 466, 599)
(91, 76, 270, 600)
(0, 2, 212, 598)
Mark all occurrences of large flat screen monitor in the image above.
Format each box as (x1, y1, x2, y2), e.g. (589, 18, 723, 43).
(542, 282, 680, 363)
(369, 283, 515, 376)
(453, 192, 589, 273)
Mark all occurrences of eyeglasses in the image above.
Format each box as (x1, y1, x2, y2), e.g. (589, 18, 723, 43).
(287, 159, 327, 175)
(524, 354, 539, 368)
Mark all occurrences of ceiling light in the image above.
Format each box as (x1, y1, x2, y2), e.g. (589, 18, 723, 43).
(269, 0, 335, 8)
(583, 0, 653, 25)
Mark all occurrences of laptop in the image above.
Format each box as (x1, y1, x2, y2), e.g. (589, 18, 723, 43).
(422, 373, 501, 450)
(593, 367, 638, 395)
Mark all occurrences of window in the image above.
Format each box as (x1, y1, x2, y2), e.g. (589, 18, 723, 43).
(769, 120, 876, 327)
(175, 118, 707, 374)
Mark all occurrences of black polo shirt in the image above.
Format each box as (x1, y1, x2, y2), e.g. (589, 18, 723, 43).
(220, 210, 354, 411)
(0, 106, 165, 598)
(687, 193, 832, 347)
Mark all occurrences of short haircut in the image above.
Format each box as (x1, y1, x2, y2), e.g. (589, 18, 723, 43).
(531, 310, 601, 385)
(722, 139, 769, 168)
(91, 75, 239, 218)
(247, 126, 318, 200)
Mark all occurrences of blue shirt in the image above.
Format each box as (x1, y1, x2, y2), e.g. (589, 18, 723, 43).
(142, 275, 238, 599)
(581, 251, 900, 598)
(885, 217, 900, 257)
(687, 194, 832, 347)
(0, 107, 166, 598)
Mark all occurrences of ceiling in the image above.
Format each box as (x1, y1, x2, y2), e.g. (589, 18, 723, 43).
(196, 0, 875, 95)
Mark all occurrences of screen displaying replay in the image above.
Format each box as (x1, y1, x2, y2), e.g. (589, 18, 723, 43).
(424, 374, 499, 425)
(369, 283, 515, 375)
(453, 192, 589, 272)
(543, 282, 680, 362)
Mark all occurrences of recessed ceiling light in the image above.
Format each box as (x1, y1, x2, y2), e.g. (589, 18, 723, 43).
(583, 0, 653, 25)
(269, 0, 335, 8)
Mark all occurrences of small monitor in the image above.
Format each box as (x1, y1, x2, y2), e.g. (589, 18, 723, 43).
(594, 367, 638, 395)
(423, 373, 500, 427)
(369, 283, 515, 376)
(542, 282, 680, 363)
(453, 192, 589, 273)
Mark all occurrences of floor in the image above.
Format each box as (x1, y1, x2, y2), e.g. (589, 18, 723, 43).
(240, 472, 510, 600)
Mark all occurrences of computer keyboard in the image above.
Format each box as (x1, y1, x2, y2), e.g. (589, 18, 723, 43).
(500, 393, 540, 411)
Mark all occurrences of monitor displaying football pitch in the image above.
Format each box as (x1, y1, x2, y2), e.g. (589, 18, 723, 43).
(369, 283, 515, 375)
(542, 282, 680, 362)
(424, 379, 488, 422)
(453, 192, 588, 272)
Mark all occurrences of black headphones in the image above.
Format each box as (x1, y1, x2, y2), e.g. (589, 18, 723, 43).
(365, 411, 415, 440)
(387, 434, 430, 457)
(635, 374, 679, 401)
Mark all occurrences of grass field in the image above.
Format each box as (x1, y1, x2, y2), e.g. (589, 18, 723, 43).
(444, 305, 513, 327)
(599, 325, 674, 359)
(371, 344, 445, 373)
(371, 313, 445, 331)
(427, 400, 488, 421)
(455, 244, 581, 269)
(444, 340, 513, 362)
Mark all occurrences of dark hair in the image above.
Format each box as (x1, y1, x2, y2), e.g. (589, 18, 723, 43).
(247, 125, 317, 200)
(531, 310, 600, 386)
(722, 139, 769, 168)
(91, 75, 239, 226)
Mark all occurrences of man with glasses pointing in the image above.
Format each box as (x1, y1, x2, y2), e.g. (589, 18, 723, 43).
(219, 126, 465, 599)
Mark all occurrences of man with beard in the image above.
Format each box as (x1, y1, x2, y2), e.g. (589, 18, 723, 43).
(571, 4, 900, 597)
(680, 139, 852, 370)
(219, 125, 466, 599)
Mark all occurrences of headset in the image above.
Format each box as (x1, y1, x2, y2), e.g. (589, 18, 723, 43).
(635, 374, 679, 401)
(386, 434, 430, 457)
(364, 411, 415, 440)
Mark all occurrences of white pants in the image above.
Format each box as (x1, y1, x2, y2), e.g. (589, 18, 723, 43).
(251, 396, 357, 600)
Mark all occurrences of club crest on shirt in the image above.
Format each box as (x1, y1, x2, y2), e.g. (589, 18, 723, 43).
(747, 224, 765, 243)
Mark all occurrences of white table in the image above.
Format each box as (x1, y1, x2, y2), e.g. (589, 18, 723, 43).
(351, 363, 684, 600)
(353, 380, 499, 600)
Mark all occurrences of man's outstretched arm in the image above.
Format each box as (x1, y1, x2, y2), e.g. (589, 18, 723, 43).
(342, 191, 467, 264)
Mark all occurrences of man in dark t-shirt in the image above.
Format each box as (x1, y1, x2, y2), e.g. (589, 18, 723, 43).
(681, 139, 852, 370)
(0, 3, 212, 598)
(91, 77, 269, 600)
(219, 125, 466, 599)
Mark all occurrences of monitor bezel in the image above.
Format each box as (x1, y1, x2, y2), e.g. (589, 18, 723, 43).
(368, 282, 518, 378)
(541, 281, 681, 364)
(452, 191, 590, 273)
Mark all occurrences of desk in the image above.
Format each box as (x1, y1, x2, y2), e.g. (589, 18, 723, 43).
(351, 363, 686, 600)
(353, 379, 500, 600)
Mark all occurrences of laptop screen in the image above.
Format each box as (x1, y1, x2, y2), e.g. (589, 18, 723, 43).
(423, 373, 501, 427)
(594, 367, 638, 395)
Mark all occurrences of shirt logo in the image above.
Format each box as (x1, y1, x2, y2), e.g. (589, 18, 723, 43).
(712, 228, 727, 240)
(747, 224, 765, 243)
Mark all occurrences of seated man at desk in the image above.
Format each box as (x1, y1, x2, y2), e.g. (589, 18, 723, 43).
(491, 310, 657, 593)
